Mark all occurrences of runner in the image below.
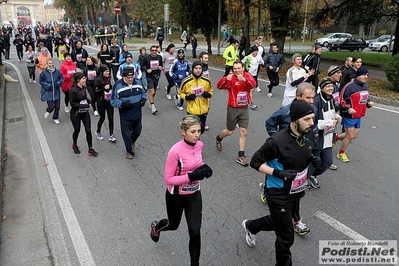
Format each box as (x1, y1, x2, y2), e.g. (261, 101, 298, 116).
(150, 115, 213, 266)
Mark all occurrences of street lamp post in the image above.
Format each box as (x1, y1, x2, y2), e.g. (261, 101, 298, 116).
(302, 0, 308, 43)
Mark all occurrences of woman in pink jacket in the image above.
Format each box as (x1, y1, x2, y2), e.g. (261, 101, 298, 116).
(59, 52, 76, 113)
(150, 115, 213, 266)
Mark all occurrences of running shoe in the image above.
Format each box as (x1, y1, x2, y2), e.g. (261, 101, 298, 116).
(65, 106, 70, 113)
(267, 93, 273, 98)
(93, 110, 99, 116)
(29, 79, 32, 83)
(294, 219, 311, 236)
(236, 156, 249, 166)
(242, 220, 256, 247)
(44, 112, 50, 119)
(53, 119, 60, 124)
(33, 80, 37, 84)
(88, 148, 98, 157)
(176, 105, 184, 111)
(305, 181, 311, 190)
(109, 134, 117, 142)
(329, 164, 338, 170)
(255, 87, 261, 92)
(204, 124, 209, 131)
(96, 132, 104, 141)
(216, 139, 222, 151)
(151, 105, 158, 114)
(308, 175, 320, 189)
(337, 152, 349, 163)
(166, 94, 172, 100)
(150, 220, 160, 242)
(258, 182, 267, 204)
(72, 144, 81, 154)
(249, 101, 257, 110)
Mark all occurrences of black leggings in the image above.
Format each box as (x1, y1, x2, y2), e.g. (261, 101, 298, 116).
(27, 66, 36, 80)
(164, 71, 174, 94)
(224, 65, 233, 77)
(70, 112, 93, 149)
(155, 190, 202, 266)
(86, 84, 97, 111)
(96, 100, 114, 135)
(16, 49, 23, 60)
(63, 90, 70, 107)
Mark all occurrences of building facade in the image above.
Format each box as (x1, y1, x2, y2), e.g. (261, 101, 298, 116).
(0, 0, 64, 27)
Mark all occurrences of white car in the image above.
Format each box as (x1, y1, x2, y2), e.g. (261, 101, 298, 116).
(366, 34, 390, 48)
(370, 36, 395, 52)
(315, 33, 352, 47)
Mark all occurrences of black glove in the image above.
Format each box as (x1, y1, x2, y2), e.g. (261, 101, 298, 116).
(310, 155, 322, 169)
(188, 164, 213, 182)
(273, 169, 297, 181)
(140, 98, 146, 107)
(121, 101, 133, 109)
(202, 92, 212, 98)
(30, 60, 34, 63)
(185, 94, 196, 101)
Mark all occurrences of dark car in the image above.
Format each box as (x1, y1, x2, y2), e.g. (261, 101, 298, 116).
(328, 37, 367, 52)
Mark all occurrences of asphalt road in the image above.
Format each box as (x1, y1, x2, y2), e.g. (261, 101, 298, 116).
(1, 45, 398, 266)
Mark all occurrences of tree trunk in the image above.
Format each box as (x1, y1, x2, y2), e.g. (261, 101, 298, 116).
(392, 17, 399, 56)
(205, 31, 212, 54)
(269, 0, 293, 53)
(243, 0, 251, 52)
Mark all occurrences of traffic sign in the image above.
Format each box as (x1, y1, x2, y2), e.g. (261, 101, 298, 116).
(114, 5, 121, 13)
(139, 20, 143, 26)
(98, 17, 102, 22)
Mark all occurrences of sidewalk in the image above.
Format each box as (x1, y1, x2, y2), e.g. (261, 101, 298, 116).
(0, 65, 52, 265)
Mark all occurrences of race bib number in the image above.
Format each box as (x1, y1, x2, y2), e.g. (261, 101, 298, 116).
(60, 48, 66, 54)
(104, 90, 112, 100)
(181, 181, 200, 192)
(359, 91, 369, 104)
(202, 70, 209, 78)
(289, 167, 308, 194)
(67, 69, 76, 75)
(87, 70, 96, 80)
(76, 54, 82, 61)
(191, 84, 204, 96)
(325, 121, 336, 135)
(150, 60, 159, 70)
(332, 92, 339, 106)
(77, 99, 89, 113)
(237, 91, 248, 105)
(168, 57, 175, 64)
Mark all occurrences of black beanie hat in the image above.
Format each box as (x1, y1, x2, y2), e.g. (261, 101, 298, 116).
(99, 64, 109, 75)
(122, 66, 135, 77)
(290, 100, 314, 122)
(192, 60, 203, 69)
(74, 72, 85, 83)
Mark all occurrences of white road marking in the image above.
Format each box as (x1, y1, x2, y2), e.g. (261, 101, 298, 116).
(373, 106, 399, 114)
(7, 62, 96, 266)
(315, 211, 368, 240)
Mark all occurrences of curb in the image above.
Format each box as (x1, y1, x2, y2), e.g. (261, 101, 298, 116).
(0, 65, 6, 256)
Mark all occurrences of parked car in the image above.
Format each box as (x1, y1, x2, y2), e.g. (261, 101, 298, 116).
(366, 34, 390, 48)
(328, 37, 367, 52)
(369, 36, 395, 52)
(315, 33, 352, 47)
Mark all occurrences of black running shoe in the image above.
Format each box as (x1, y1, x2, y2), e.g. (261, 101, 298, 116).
(72, 144, 81, 154)
(150, 220, 160, 242)
(88, 148, 98, 157)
